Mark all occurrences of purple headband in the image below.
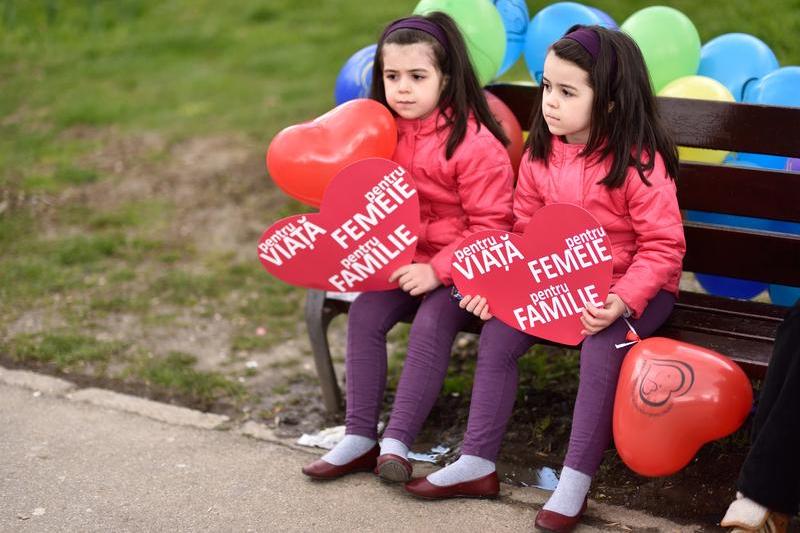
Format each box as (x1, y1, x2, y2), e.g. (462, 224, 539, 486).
(564, 27, 617, 74)
(381, 17, 447, 50)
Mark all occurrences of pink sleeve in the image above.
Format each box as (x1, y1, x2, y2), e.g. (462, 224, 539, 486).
(611, 161, 686, 318)
(512, 155, 545, 234)
(429, 140, 514, 285)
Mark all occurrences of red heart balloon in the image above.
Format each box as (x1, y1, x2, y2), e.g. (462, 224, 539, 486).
(257, 158, 419, 292)
(613, 337, 753, 477)
(485, 91, 524, 175)
(266, 99, 397, 208)
(451, 204, 613, 345)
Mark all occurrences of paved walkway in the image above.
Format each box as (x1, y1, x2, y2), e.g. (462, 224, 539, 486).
(0, 367, 704, 532)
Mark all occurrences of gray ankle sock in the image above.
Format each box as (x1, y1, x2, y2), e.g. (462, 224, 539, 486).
(543, 466, 591, 516)
(379, 437, 409, 458)
(321, 435, 376, 466)
(427, 455, 495, 487)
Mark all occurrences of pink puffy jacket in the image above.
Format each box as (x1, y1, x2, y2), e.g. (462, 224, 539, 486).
(393, 109, 514, 285)
(514, 136, 685, 318)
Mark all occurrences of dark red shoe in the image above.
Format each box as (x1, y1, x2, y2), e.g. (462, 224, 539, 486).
(534, 497, 588, 533)
(404, 471, 499, 499)
(301, 444, 379, 480)
(375, 454, 413, 482)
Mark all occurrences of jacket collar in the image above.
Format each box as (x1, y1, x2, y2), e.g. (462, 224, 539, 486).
(395, 108, 448, 136)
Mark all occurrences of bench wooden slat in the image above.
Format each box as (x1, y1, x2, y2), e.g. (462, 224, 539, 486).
(677, 163, 800, 223)
(683, 223, 800, 285)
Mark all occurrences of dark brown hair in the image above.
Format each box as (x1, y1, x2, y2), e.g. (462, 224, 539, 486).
(525, 25, 679, 188)
(370, 12, 509, 159)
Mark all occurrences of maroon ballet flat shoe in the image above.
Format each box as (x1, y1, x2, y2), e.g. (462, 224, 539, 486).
(375, 453, 413, 482)
(404, 471, 499, 499)
(534, 497, 588, 533)
(301, 444, 379, 480)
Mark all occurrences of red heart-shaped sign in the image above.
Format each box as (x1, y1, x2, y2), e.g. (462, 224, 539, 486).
(451, 204, 613, 345)
(613, 337, 753, 477)
(266, 99, 397, 207)
(258, 158, 419, 292)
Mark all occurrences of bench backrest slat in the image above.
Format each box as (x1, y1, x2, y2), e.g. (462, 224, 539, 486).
(677, 163, 800, 223)
(684, 223, 800, 285)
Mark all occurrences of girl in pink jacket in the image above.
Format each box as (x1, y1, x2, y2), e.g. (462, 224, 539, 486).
(405, 25, 686, 531)
(302, 12, 515, 483)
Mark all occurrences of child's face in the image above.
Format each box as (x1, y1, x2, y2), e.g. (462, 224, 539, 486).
(381, 42, 445, 121)
(541, 51, 595, 144)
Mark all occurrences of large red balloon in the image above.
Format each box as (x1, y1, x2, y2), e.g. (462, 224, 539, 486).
(266, 99, 397, 207)
(613, 337, 752, 477)
(485, 91, 524, 175)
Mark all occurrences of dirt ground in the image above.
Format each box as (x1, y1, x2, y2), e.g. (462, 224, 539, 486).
(6, 129, 793, 531)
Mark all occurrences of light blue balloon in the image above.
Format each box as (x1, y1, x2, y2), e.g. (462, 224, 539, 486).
(588, 6, 618, 29)
(698, 33, 779, 101)
(493, 0, 530, 76)
(524, 2, 605, 83)
(739, 67, 800, 169)
(334, 44, 376, 105)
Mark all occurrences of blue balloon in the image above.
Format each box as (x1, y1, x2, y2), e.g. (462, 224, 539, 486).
(769, 285, 800, 307)
(334, 44, 376, 105)
(698, 33, 779, 101)
(493, 0, 530, 76)
(588, 6, 618, 29)
(524, 2, 606, 83)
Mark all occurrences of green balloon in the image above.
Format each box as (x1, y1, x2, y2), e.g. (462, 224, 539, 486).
(413, 0, 506, 86)
(621, 6, 701, 92)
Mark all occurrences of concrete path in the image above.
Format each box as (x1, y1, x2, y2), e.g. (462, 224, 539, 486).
(0, 367, 704, 532)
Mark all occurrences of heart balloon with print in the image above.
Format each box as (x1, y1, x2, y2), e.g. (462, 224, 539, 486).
(257, 158, 419, 292)
(451, 203, 614, 345)
(613, 337, 753, 477)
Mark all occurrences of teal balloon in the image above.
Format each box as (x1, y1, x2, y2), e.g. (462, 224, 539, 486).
(493, 0, 529, 76)
(524, 2, 606, 84)
(698, 33, 779, 101)
(414, 0, 506, 86)
(621, 6, 701, 92)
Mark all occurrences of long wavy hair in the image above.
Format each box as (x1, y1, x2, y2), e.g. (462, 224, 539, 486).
(525, 25, 679, 188)
(370, 12, 509, 159)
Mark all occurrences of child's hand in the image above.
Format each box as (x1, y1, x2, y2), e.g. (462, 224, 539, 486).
(459, 294, 493, 321)
(580, 293, 627, 336)
(389, 264, 442, 296)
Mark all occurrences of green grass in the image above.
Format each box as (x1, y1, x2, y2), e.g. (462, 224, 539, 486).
(129, 351, 247, 408)
(2, 331, 126, 372)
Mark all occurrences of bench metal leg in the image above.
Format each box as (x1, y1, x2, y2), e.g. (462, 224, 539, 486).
(304, 289, 343, 413)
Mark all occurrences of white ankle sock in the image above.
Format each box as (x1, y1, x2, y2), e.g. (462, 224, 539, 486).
(427, 455, 495, 487)
(321, 435, 376, 466)
(379, 437, 409, 458)
(543, 466, 591, 516)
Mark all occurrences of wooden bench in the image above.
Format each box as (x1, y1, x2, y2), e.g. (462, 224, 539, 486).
(306, 83, 800, 413)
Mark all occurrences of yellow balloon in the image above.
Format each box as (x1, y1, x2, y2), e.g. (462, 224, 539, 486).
(658, 76, 735, 164)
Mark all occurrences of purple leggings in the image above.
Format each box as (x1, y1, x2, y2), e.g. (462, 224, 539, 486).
(345, 286, 474, 444)
(461, 290, 676, 476)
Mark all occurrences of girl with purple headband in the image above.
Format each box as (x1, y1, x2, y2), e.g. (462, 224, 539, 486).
(302, 12, 515, 484)
(406, 25, 685, 533)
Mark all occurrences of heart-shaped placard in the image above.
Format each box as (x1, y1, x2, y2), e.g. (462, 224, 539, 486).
(451, 203, 613, 345)
(613, 337, 753, 477)
(258, 158, 419, 292)
(266, 99, 397, 207)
